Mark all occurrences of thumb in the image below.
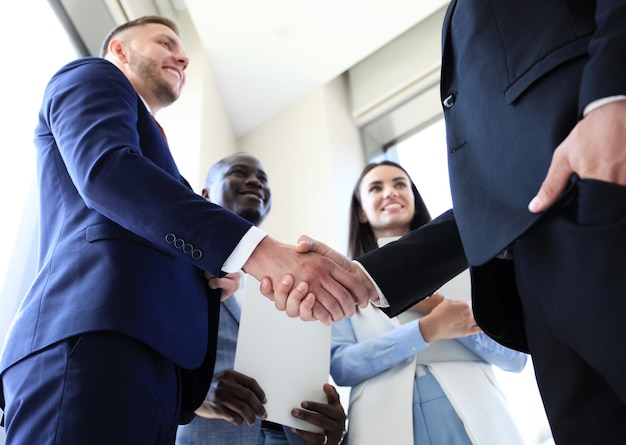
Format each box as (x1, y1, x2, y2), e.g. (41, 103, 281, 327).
(297, 235, 354, 271)
(296, 234, 318, 253)
(528, 148, 573, 213)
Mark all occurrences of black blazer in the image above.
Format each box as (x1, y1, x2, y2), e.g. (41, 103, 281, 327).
(359, 0, 626, 352)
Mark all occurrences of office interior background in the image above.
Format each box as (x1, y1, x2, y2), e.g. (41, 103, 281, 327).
(0, 1, 554, 443)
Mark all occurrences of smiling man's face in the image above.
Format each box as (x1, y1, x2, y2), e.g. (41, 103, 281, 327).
(203, 153, 272, 226)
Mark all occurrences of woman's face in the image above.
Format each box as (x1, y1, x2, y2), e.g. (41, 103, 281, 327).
(357, 165, 415, 238)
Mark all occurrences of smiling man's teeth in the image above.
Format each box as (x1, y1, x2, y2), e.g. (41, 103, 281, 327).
(164, 68, 180, 80)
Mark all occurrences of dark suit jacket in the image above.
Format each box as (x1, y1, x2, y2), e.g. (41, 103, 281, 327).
(359, 0, 626, 352)
(0, 57, 253, 419)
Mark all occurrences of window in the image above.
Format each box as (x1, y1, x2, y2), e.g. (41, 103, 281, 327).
(394, 117, 451, 217)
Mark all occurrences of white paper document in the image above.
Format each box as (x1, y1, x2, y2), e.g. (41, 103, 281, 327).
(234, 277, 331, 432)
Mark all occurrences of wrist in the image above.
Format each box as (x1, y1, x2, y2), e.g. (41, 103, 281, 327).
(418, 317, 436, 343)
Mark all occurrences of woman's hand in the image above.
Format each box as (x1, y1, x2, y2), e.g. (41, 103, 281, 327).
(418, 298, 482, 343)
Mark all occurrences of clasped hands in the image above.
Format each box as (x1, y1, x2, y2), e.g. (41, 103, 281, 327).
(242, 235, 379, 325)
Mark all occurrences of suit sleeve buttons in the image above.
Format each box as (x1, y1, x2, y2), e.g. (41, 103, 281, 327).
(164, 233, 203, 260)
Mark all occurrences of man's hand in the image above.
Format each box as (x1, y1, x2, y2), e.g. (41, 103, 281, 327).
(529, 100, 626, 213)
(206, 271, 242, 301)
(194, 370, 266, 426)
(244, 236, 374, 325)
(257, 235, 380, 324)
(290, 383, 346, 445)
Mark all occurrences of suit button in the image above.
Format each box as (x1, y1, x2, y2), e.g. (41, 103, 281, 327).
(191, 249, 203, 260)
(165, 233, 176, 244)
(174, 238, 185, 249)
(443, 93, 455, 108)
(183, 243, 193, 254)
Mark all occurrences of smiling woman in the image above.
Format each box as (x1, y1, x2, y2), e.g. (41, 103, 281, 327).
(0, 7, 78, 438)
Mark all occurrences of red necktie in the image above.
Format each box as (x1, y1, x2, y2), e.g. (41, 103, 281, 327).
(153, 117, 168, 144)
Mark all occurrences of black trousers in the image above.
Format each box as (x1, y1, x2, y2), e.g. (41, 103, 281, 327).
(514, 178, 626, 444)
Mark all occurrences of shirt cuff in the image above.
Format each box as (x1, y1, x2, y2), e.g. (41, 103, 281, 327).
(221, 226, 267, 274)
(583, 95, 626, 116)
(353, 260, 389, 307)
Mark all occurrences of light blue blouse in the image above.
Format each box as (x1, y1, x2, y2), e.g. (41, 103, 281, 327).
(331, 315, 528, 444)
(330, 317, 527, 387)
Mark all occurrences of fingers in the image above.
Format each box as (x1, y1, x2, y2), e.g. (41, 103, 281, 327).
(528, 100, 626, 213)
(322, 383, 341, 406)
(528, 147, 571, 213)
(295, 236, 368, 317)
(297, 235, 353, 270)
(267, 266, 368, 324)
(246, 236, 373, 324)
(281, 278, 347, 325)
(274, 275, 294, 311)
(295, 234, 316, 253)
(291, 384, 346, 445)
(280, 280, 335, 326)
(212, 370, 267, 426)
(316, 277, 357, 322)
(284, 281, 311, 316)
(194, 399, 245, 425)
(272, 272, 349, 324)
(259, 276, 275, 301)
(298, 293, 317, 321)
(207, 271, 243, 301)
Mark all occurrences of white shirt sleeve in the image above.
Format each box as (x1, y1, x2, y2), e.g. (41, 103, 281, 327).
(353, 260, 389, 307)
(221, 226, 267, 274)
(583, 95, 626, 116)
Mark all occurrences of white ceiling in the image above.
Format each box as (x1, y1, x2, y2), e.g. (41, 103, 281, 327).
(182, 0, 449, 136)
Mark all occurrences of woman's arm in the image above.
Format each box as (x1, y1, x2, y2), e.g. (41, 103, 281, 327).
(330, 316, 428, 387)
(457, 334, 528, 372)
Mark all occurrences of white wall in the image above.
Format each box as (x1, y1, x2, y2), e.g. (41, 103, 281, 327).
(162, 10, 367, 254)
(239, 75, 365, 251)
(159, 9, 238, 191)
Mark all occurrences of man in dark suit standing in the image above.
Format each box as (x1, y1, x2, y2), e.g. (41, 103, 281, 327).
(283, 1, 626, 443)
(0, 16, 373, 445)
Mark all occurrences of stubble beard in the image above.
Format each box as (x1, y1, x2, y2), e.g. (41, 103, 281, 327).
(129, 49, 179, 107)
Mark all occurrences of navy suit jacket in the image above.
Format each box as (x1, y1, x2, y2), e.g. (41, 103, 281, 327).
(176, 291, 304, 444)
(0, 57, 254, 417)
(359, 0, 626, 352)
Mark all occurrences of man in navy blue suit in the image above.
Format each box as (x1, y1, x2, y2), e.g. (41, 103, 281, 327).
(0, 16, 374, 445)
(176, 152, 346, 445)
(278, 1, 626, 443)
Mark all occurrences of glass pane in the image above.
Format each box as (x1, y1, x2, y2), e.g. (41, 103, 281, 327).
(396, 117, 451, 218)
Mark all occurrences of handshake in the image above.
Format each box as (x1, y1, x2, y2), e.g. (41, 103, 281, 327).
(242, 234, 380, 325)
